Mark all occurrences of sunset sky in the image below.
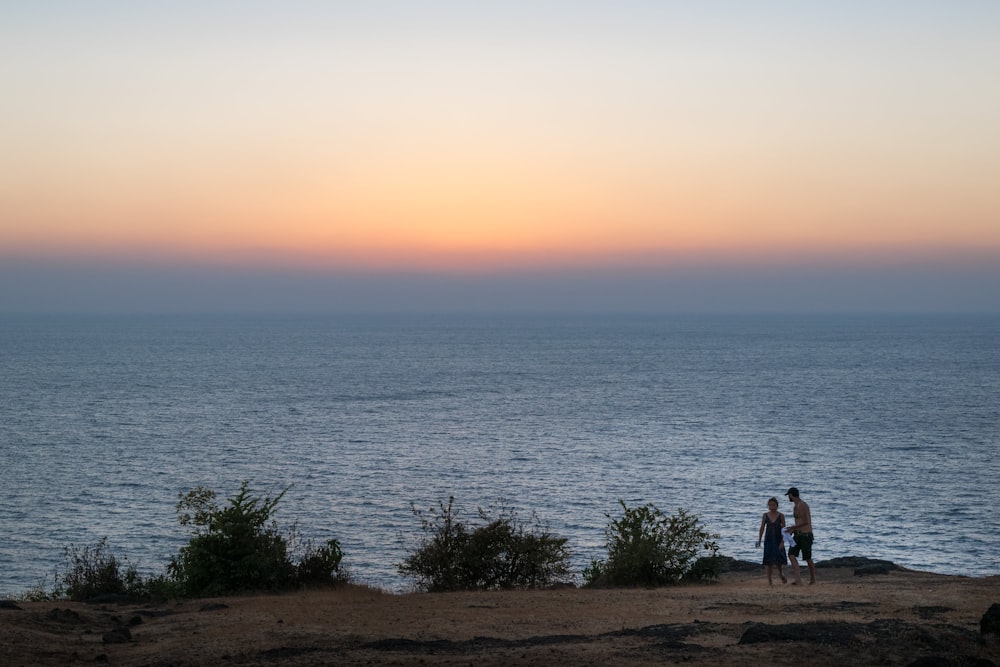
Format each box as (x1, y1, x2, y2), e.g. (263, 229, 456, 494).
(2, 2, 998, 312)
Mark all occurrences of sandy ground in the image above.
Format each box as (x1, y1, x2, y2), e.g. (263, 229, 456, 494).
(2, 563, 999, 666)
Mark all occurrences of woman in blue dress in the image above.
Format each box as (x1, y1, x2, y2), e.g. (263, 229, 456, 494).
(756, 496, 788, 585)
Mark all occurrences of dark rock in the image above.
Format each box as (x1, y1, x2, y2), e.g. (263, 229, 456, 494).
(715, 556, 761, 573)
(739, 619, 918, 647)
(46, 608, 84, 624)
(259, 647, 321, 659)
(914, 605, 953, 619)
(855, 563, 893, 576)
(739, 621, 861, 646)
(199, 603, 229, 612)
(902, 657, 950, 667)
(981, 603, 1000, 637)
(102, 626, 132, 644)
(818, 556, 899, 570)
(906, 658, 997, 667)
(616, 622, 714, 644)
(0, 600, 23, 610)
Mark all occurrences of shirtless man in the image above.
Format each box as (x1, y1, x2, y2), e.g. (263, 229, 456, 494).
(785, 487, 816, 585)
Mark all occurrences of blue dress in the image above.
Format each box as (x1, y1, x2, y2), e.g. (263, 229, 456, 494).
(762, 512, 788, 566)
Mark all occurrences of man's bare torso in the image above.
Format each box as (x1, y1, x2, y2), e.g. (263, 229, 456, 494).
(793, 500, 812, 533)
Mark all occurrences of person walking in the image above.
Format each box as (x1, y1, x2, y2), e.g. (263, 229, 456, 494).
(756, 496, 788, 585)
(785, 487, 816, 585)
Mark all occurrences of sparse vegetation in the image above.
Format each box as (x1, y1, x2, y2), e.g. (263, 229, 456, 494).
(55, 537, 147, 601)
(168, 481, 346, 596)
(399, 496, 572, 592)
(295, 538, 346, 586)
(584, 500, 721, 586)
(33, 481, 347, 601)
(16, 486, 729, 601)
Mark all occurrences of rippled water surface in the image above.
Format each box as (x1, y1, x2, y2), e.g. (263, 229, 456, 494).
(2, 313, 998, 593)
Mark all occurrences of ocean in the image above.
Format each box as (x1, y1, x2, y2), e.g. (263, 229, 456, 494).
(2, 313, 998, 594)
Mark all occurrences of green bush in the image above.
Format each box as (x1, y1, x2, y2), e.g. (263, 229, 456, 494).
(168, 481, 345, 596)
(584, 501, 720, 587)
(296, 538, 346, 587)
(399, 497, 571, 592)
(142, 573, 183, 600)
(56, 537, 147, 601)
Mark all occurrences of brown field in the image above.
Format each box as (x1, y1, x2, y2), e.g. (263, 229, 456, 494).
(3, 563, 999, 666)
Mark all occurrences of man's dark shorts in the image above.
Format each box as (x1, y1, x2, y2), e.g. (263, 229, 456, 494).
(788, 532, 814, 560)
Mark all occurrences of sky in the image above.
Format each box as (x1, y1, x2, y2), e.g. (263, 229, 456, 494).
(2, 1, 999, 313)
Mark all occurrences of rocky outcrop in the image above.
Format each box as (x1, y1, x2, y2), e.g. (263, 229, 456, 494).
(982, 603, 1000, 637)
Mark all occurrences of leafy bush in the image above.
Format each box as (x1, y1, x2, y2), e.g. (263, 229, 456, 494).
(584, 501, 720, 587)
(168, 481, 345, 596)
(399, 497, 571, 592)
(56, 537, 147, 601)
(142, 573, 183, 600)
(296, 538, 346, 586)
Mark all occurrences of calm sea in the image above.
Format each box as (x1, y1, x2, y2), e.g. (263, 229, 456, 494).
(2, 313, 998, 594)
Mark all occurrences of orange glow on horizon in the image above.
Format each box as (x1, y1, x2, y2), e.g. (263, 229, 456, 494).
(7, 211, 998, 275)
(6, 144, 999, 274)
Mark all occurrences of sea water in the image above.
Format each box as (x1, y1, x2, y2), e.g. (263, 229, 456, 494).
(2, 313, 998, 594)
